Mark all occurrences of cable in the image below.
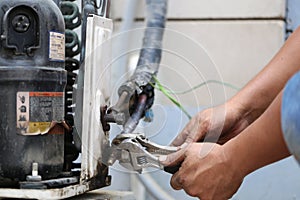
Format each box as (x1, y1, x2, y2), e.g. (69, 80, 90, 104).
(158, 79, 240, 95)
(152, 76, 240, 119)
(118, 0, 168, 133)
(114, 2, 176, 199)
(151, 77, 192, 119)
(118, 0, 168, 96)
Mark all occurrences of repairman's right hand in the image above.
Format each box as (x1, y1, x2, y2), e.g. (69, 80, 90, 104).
(170, 100, 251, 148)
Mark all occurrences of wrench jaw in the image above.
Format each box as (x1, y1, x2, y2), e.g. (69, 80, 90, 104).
(119, 150, 164, 174)
(117, 137, 164, 173)
(107, 134, 176, 173)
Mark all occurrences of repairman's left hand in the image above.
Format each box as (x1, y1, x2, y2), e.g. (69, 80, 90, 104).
(160, 143, 243, 200)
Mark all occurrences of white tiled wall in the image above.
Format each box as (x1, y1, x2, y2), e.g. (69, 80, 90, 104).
(107, 1, 300, 200)
(111, 20, 285, 106)
(110, 1, 287, 107)
(111, 0, 286, 19)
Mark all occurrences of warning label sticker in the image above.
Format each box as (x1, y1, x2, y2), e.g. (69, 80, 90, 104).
(49, 31, 65, 61)
(16, 92, 64, 135)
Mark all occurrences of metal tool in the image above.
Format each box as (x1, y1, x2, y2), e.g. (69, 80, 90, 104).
(107, 133, 181, 174)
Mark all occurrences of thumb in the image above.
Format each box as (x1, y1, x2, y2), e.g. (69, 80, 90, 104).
(159, 143, 189, 166)
(170, 130, 189, 146)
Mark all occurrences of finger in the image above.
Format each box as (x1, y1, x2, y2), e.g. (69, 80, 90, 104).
(170, 129, 190, 146)
(159, 146, 187, 166)
(170, 116, 199, 146)
(170, 172, 183, 190)
(170, 157, 192, 190)
(185, 129, 202, 143)
(172, 117, 208, 146)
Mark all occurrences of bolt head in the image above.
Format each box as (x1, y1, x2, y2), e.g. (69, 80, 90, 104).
(12, 14, 30, 33)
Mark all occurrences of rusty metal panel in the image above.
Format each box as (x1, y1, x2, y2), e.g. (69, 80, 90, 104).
(81, 14, 112, 182)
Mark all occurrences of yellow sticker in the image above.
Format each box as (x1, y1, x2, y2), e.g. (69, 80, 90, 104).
(29, 122, 52, 134)
(16, 91, 64, 135)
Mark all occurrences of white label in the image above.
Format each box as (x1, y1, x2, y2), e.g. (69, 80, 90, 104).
(49, 31, 65, 61)
(16, 92, 30, 134)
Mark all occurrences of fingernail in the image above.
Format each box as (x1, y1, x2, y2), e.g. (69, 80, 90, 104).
(159, 155, 167, 162)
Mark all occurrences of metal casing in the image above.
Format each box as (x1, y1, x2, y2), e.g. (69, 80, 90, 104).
(0, 0, 67, 185)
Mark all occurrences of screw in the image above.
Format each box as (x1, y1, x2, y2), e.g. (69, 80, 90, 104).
(105, 176, 111, 186)
(32, 162, 39, 176)
(107, 158, 114, 166)
(26, 162, 42, 182)
(12, 14, 30, 33)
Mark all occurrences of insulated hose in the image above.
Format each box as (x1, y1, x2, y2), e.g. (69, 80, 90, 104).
(119, 0, 168, 133)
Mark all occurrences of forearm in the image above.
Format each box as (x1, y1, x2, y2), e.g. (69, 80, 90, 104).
(224, 91, 291, 177)
(229, 27, 300, 122)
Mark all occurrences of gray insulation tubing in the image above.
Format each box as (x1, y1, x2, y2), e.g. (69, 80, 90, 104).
(119, 1, 174, 199)
(120, 0, 168, 93)
(133, 0, 167, 86)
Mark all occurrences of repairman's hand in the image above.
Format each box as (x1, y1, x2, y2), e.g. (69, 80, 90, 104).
(171, 101, 251, 146)
(160, 143, 243, 199)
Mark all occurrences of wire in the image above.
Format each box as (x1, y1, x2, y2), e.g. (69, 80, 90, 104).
(151, 77, 192, 119)
(151, 76, 240, 119)
(159, 80, 240, 95)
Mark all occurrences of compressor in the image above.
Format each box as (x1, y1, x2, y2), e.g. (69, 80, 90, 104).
(0, 0, 113, 197)
(0, 0, 166, 198)
(0, 0, 67, 186)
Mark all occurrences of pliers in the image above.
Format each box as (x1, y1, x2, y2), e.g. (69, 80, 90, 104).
(107, 133, 181, 174)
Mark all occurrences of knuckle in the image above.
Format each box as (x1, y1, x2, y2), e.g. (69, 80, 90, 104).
(201, 119, 211, 131)
(170, 182, 179, 190)
(182, 130, 190, 138)
(170, 176, 182, 190)
(185, 188, 198, 197)
(177, 176, 186, 186)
